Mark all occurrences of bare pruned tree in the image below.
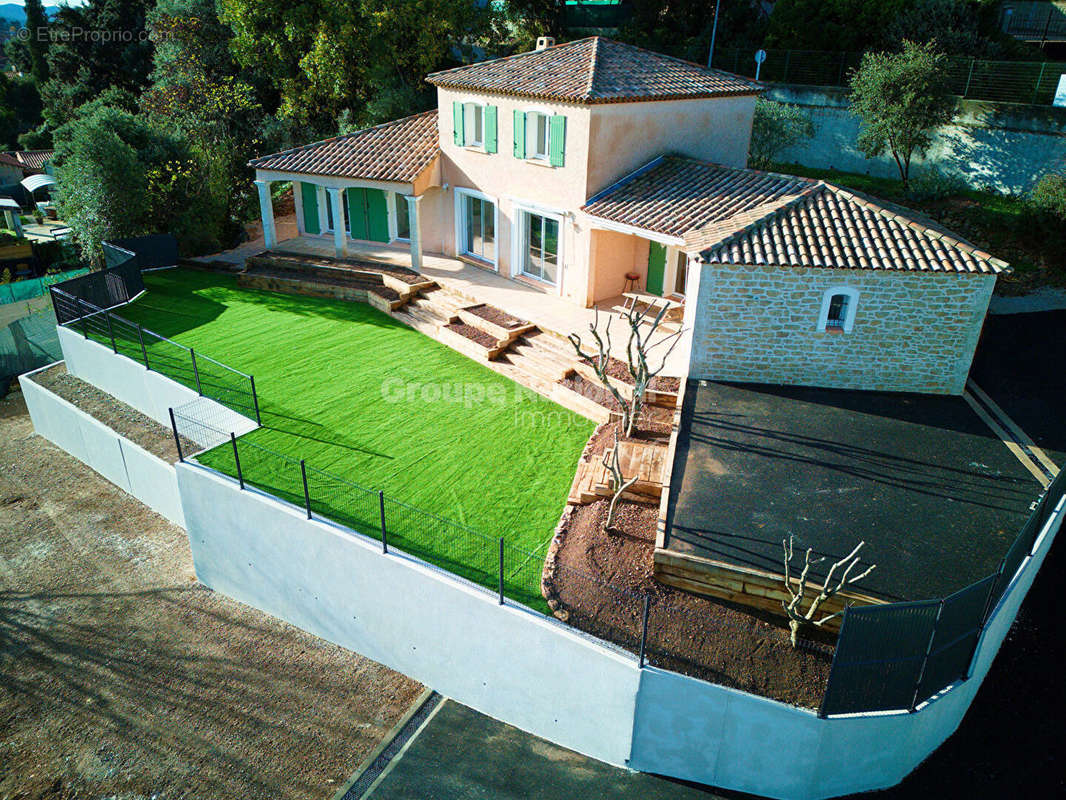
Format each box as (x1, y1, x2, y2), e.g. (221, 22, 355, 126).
(781, 536, 876, 648)
(568, 305, 683, 438)
(602, 430, 638, 530)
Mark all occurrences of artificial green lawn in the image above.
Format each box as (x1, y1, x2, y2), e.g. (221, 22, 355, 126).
(108, 269, 595, 608)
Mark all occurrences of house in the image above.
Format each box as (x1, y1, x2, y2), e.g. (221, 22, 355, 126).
(250, 36, 1007, 395)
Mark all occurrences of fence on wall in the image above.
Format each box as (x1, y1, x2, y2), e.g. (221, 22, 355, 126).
(821, 468, 1066, 717)
(713, 48, 1066, 105)
(0, 268, 89, 305)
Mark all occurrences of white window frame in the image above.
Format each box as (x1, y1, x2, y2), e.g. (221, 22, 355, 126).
(524, 109, 550, 161)
(318, 186, 333, 234)
(388, 191, 411, 242)
(817, 286, 860, 333)
(453, 186, 499, 271)
(463, 102, 485, 148)
(512, 201, 564, 291)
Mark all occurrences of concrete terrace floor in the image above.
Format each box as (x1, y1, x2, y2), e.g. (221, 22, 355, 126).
(665, 380, 1041, 601)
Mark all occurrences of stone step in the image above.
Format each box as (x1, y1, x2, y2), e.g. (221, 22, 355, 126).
(506, 341, 570, 381)
(244, 258, 386, 290)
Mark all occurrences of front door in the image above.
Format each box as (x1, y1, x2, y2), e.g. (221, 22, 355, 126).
(646, 241, 666, 296)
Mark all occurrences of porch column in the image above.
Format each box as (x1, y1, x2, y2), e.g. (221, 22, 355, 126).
(405, 194, 423, 272)
(327, 187, 347, 258)
(254, 179, 276, 250)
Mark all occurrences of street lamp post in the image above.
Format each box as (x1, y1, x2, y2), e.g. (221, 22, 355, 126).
(707, 0, 722, 68)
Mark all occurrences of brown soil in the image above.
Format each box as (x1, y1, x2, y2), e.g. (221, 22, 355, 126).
(30, 363, 195, 460)
(370, 285, 401, 302)
(558, 374, 673, 439)
(546, 498, 833, 709)
(0, 390, 423, 800)
(581, 356, 681, 393)
(466, 303, 528, 330)
(445, 321, 497, 349)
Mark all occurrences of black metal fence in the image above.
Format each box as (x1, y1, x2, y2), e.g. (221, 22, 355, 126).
(821, 469, 1066, 717)
(713, 47, 1066, 105)
(50, 290, 260, 423)
(49, 258, 145, 323)
(103, 234, 179, 271)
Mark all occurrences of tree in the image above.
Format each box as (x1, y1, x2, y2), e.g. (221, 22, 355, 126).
(781, 536, 876, 647)
(52, 103, 198, 264)
(219, 0, 501, 133)
(749, 98, 815, 170)
(618, 0, 769, 64)
(601, 431, 638, 530)
(849, 40, 955, 189)
(0, 76, 43, 149)
(568, 305, 683, 439)
(23, 0, 50, 84)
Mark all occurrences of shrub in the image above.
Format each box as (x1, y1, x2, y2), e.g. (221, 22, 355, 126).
(1029, 173, 1066, 222)
(749, 98, 815, 171)
(908, 166, 969, 201)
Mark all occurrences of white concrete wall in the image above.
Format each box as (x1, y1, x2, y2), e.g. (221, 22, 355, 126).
(19, 364, 185, 527)
(628, 494, 1066, 800)
(57, 325, 257, 437)
(176, 462, 642, 767)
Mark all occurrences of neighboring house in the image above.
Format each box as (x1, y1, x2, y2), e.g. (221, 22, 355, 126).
(0, 150, 55, 208)
(251, 36, 1007, 395)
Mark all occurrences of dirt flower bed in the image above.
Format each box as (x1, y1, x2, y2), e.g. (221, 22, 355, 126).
(370, 285, 401, 302)
(445, 321, 498, 349)
(544, 497, 833, 708)
(466, 303, 528, 329)
(580, 355, 681, 393)
(30, 363, 194, 460)
(559, 375, 673, 439)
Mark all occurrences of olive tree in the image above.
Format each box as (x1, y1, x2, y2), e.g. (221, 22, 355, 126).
(749, 98, 814, 171)
(849, 40, 955, 189)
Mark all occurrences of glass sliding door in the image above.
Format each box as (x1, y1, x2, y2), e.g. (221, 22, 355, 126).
(460, 193, 495, 265)
(521, 211, 559, 285)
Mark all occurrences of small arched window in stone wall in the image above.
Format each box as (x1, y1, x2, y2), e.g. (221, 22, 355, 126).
(818, 287, 860, 333)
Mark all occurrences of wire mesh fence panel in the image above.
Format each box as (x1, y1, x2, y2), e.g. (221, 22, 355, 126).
(173, 398, 241, 454)
(304, 464, 381, 540)
(226, 438, 305, 508)
(916, 575, 995, 704)
(501, 539, 554, 615)
(383, 496, 500, 592)
(820, 600, 941, 716)
(990, 512, 1041, 613)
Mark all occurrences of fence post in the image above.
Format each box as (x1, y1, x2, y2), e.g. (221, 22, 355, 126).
(783, 49, 792, 83)
(105, 310, 117, 353)
(980, 557, 1007, 627)
(498, 538, 505, 605)
(963, 58, 975, 98)
(638, 595, 651, 669)
(301, 460, 311, 519)
(190, 348, 202, 395)
(250, 375, 262, 426)
(837, 51, 847, 85)
(137, 324, 149, 369)
(910, 600, 944, 712)
(169, 408, 183, 463)
(379, 490, 388, 554)
(1033, 62, 1047, 105)
(230, 433, 244, 489)
(78, 298, 88, 339)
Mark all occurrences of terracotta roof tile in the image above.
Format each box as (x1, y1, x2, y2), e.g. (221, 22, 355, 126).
(582, 156, 1007, 275)
(249, 111, 439, 183)
(15, 150, 53, 171)
(426, 37, 760, 104)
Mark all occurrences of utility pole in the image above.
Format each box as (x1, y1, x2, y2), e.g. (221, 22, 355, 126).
(707, 0, 722, 68)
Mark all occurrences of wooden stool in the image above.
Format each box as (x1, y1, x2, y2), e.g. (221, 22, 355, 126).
(623, 271, 640, 294)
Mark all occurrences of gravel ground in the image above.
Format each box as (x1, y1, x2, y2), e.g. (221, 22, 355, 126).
(29, 363, 193, 461)
(0, 389, 423, 800)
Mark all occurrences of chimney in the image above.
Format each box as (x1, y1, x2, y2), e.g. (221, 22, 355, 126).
(535, 36, 555, 51)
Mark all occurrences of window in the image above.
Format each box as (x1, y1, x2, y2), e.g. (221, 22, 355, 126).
(321, 188, 348, 233)
(673, 251, 689, 295)
(394, 193, 410, 240)
(521, 211, 560, 285)
(463, 102, 483, 147)
(817, 287, 859, 333)
(460, 193, 495, 263)
(526, 112, 549, 160)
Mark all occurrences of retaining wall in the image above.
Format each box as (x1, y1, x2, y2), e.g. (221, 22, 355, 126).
(176, 462, 642, 768)
(57, 325, 257, 437)
(766, 85, 1066, 193)
(19, 363, 185, 527)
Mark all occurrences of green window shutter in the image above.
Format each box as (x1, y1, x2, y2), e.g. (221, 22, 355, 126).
(484, 105, 498, 154)
(549, 114, 566, 167)
(301, 182, 320, 235)
(347, 188, 368, 240)
(453, 101, 464, 146)
(646, 242, 667, 297)
(513, 109, 526, 159)
(366, 188, 390, 243)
